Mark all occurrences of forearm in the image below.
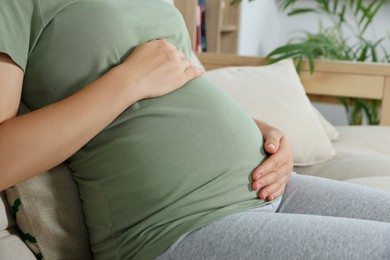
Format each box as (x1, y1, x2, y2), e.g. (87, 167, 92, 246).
(0, 39, 202, 191)
(0, 66, 139, 191)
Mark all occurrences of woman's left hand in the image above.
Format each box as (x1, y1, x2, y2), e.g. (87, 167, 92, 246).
(252, 119, 294, 201)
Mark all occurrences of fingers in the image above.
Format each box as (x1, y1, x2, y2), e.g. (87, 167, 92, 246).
(125, 38, 204, 99)
(252, 120, 293, 201)
(252, 154, 292, 200)
(184, 64, 204, 79)
(264, 137, 278, 154)
(156, 40, 204, 79)
(256, 171, 291, 200)
(252, 154, 280, 181)
(262, 184, 286, 201)
(179, 53, 204, 79)
(254, 120, 283, 155)
(252, 162, 291, 191)
(263, 129, 282, 154)
(252, 136, 293, 181)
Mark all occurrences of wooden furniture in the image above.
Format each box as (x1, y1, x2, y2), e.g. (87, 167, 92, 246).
(175, 1, 390, 125)
(174, 0, 198, 48)
(197, 52, 390, 126)
(204, 0, 240, 53)
(175, 0, 240, 53)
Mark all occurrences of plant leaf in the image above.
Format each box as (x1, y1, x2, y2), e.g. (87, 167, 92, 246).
(295, 56, 303, 74)
(288, 8, 317, 16)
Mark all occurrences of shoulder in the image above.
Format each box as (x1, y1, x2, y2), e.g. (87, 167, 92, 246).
(0, 0, 44, 71)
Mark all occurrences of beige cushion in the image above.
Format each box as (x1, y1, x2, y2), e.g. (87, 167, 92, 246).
(0, 228, 36, 259)
(5, 164, 92, 259)
(312, 105, 339, 141)
(203, 59, 336, 166)
(4, 103, 92, 259)
(295, 126, 390, 180)
(0, 191, 15, 232)
(333, 126, 390, 154)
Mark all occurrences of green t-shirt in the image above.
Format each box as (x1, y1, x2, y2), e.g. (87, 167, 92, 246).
(1, 1, 267, 259)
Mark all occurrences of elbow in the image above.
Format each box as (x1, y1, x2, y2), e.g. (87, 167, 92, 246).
(0, 159, 18, 192)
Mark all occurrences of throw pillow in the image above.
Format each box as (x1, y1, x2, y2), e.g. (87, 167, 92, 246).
(0, 191, 15, 232)
(4, 103, 92, 260)
(203, 59, 336, 166)
(312, 105, 339, 141)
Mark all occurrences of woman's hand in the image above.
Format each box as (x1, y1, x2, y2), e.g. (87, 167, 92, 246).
(118, 38, 203, 100)
(0, 40, 202, 191)
(252, 119, 293, 201)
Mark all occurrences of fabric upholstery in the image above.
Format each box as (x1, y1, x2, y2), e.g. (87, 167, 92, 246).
(0, 229, 36, 260)
(312, 105, 339, 141)
(4, 103, 92, 259)
(295, 126, 390, 180)
(203, 59, 336, 166)
(0, 191, 15, 232)
(5, 164, 92, 260)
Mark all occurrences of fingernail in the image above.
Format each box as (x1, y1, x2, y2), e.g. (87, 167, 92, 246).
(267, 144, 276, 150)
(253, 182, 261, 191)
(256, 172, 263, 179)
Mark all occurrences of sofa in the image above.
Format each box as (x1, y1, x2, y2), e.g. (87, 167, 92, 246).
(1, 52, 390, 259)
(199, 53, 390, 187)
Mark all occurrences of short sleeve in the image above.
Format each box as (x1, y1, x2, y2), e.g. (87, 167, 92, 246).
(0, 0, 43, 71)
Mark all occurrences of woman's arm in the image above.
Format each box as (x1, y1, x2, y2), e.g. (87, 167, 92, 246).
(0, 39, 203, 191)
(0, 54, 23, 121)
(252, 119, 293, 201)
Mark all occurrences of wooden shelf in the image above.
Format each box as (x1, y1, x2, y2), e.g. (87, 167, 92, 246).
(174, 0, 198, 48)
(175, 0, 240, 54)
(221, 25, 238, 33)
(206, 0, 240, 53)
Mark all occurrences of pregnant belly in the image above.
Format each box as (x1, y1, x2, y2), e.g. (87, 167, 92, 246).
(68, 77, 266, 246)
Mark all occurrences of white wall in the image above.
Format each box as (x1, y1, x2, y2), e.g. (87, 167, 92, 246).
(238, 0, 390, 57)
(237, 0, 390, 125)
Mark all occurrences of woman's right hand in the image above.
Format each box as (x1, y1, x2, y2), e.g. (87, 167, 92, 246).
(118, 39, 203, 100)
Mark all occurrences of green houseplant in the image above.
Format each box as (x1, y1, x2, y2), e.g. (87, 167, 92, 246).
(232, 0, 389, 125)
(266, 0, 389, 125)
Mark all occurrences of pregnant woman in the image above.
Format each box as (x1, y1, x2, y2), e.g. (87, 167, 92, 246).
(1, 1, 389, 259)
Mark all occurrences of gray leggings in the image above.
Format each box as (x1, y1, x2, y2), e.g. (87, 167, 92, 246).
(156, 174, 390, 260)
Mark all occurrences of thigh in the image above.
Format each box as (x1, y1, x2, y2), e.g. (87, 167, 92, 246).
(278, 173, 390, 223)
(156, 210, 390, 260)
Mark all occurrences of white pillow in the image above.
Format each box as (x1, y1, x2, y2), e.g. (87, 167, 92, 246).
(312, 105, 339, 141)
(203, 59, 336, 166)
